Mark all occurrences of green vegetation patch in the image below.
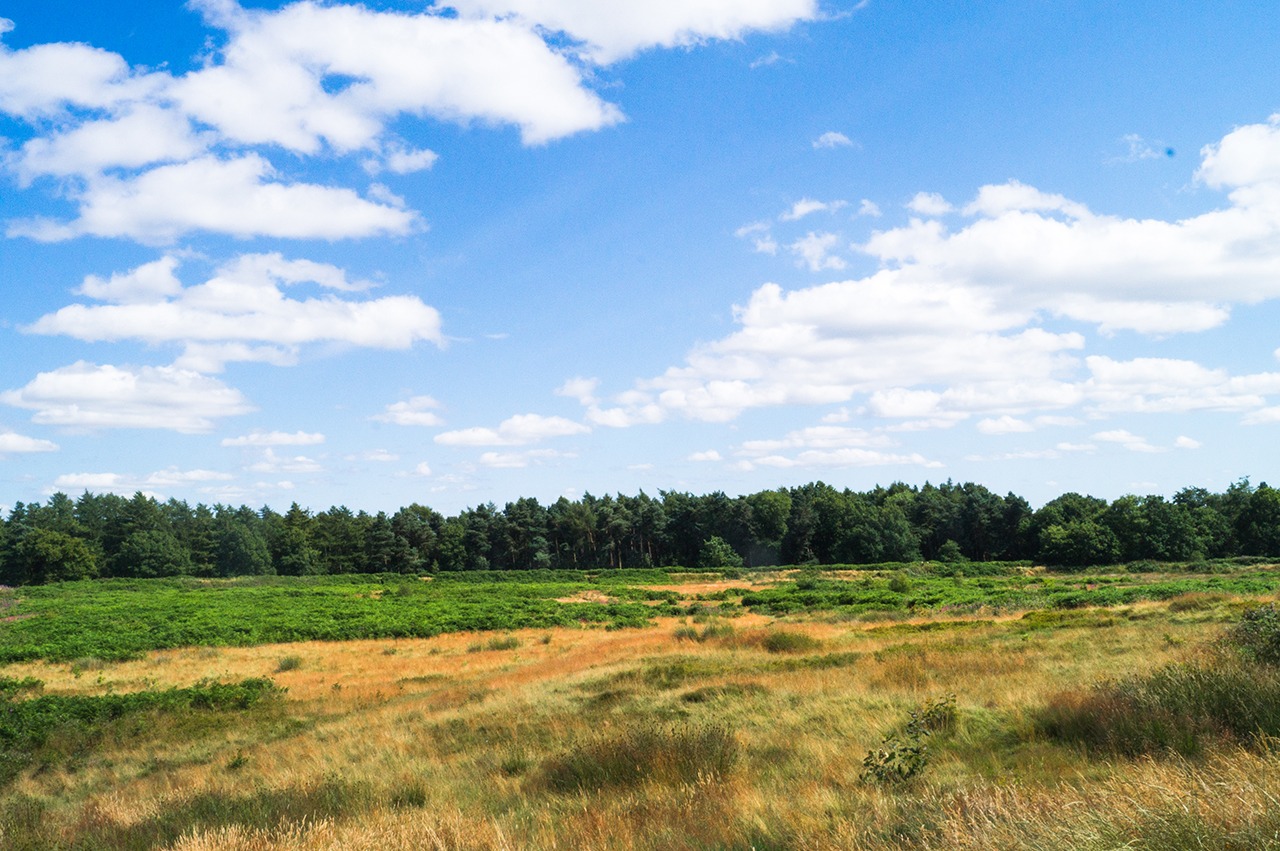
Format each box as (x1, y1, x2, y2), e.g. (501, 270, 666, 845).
(0, 678, 281, 786)
(0, 574, 670, 663)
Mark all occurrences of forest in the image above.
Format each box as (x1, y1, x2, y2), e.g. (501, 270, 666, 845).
(4, 477, 1280, 584)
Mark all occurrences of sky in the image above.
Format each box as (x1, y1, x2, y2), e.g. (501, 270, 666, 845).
(2, 1, 1280, 515)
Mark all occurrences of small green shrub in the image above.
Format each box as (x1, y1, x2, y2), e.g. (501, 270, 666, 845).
(1226, 602, 1280, 666)
(862, 694, 956, 785)
(486, 635, 521, 651)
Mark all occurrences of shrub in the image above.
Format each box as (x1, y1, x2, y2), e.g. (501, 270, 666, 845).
(1226, 602, 1280, 666)
(862, 694, 956, 785)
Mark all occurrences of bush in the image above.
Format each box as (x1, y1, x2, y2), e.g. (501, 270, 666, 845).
(1226, 602, 1280, 666)
(862, 694, 956, 785)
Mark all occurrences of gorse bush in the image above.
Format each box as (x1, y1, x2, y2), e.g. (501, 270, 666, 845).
(538, 724, 739, 793)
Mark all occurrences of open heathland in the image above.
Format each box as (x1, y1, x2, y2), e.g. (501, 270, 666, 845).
(2, 563, 1280, 849)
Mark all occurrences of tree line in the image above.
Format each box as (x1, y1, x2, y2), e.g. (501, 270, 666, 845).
(2, 479, 1280, 585)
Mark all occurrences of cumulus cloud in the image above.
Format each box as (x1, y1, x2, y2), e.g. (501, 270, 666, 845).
(1093, 429, 1162, 453)
(246, 448, 323, 474)
(976, 416, 1034, 435)
(436, 413, 589, 446)
(10, 155, 417, 242)
(2, 362, 254, 432)
(687, 449, 722, 462)
(449, 0, 818, 63)
(0, 2, 636, 241)
(0, 431, 58, 453)
(812, 131, 853, 149)
(373, 396, 445, 427)
(906, 191, 953, 216)
(780, 198, 846, 221)
(26, 253, 444, 371)
(788, 231, 847, 271)
(579, 116, 1280, 430)
(555, 376, 600, 406)
(51, 466, 233, 497)
(221, 430, 325, 447)
(477, 448, 567, 468)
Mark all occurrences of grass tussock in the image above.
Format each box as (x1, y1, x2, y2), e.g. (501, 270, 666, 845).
(537, 724, 739, 793)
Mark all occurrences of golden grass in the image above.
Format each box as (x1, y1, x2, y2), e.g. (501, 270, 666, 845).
(1, 586, 1270, 850)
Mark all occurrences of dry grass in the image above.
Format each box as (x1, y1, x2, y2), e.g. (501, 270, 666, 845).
(0, 582, 1272, 850)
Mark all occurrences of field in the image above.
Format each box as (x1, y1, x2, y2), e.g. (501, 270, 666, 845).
(3, 562, 1280, 849)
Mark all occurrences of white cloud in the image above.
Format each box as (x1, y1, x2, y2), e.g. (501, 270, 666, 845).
(449, 0, 818, 64)
(1108, 133, 1168, 164)
(27, 253, 444, 371)
(906, 191, 953, 216)
(373, 396, 445, 427)
(477, 449, 566, 468)
(687, 449, 722, 462)
(1, 3, 632, 241)
(812, 131, 853, 149)
(363, 144, 439, 176)
(348, 449, 399, 462)
(410, 461, 433, 476)
(183, 2, 623, 147)
(976, 415, 1034, 435)
(0, 431, 58, 453)
(1093, 429, 1162, 453)
(1175, 435, 1202, 449)
(858, 199, 882, 217)
(246, 448, 323, 474)
(555, 376, 600, 406)
(2, 361, 254, 432)
(14, 105, 210, 182)
(221, 430, 325, 447)
(750, 51, 785, 69)
(51, 466, 233, 497)
(1083, 356, 1280, 414)
(780, 198, 846, 221)
(10, 155, 417, 242)
(579, 117, 1280, 429)
(0, 27, 165, 117)
(788, 231, 847, 271)
(78, 256, 184, 304)
(436, 413, 589, 446)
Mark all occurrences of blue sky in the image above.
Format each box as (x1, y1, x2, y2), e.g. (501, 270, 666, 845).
(2, 0, 1280, 514)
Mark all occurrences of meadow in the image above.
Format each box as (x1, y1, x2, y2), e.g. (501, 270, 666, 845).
(2, 561, 1280, 849)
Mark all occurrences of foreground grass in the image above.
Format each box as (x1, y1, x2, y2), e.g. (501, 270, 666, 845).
(0, 567, 1278, 848)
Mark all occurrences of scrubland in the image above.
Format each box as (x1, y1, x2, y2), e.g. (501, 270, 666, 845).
(3, 564, 1280, 849)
